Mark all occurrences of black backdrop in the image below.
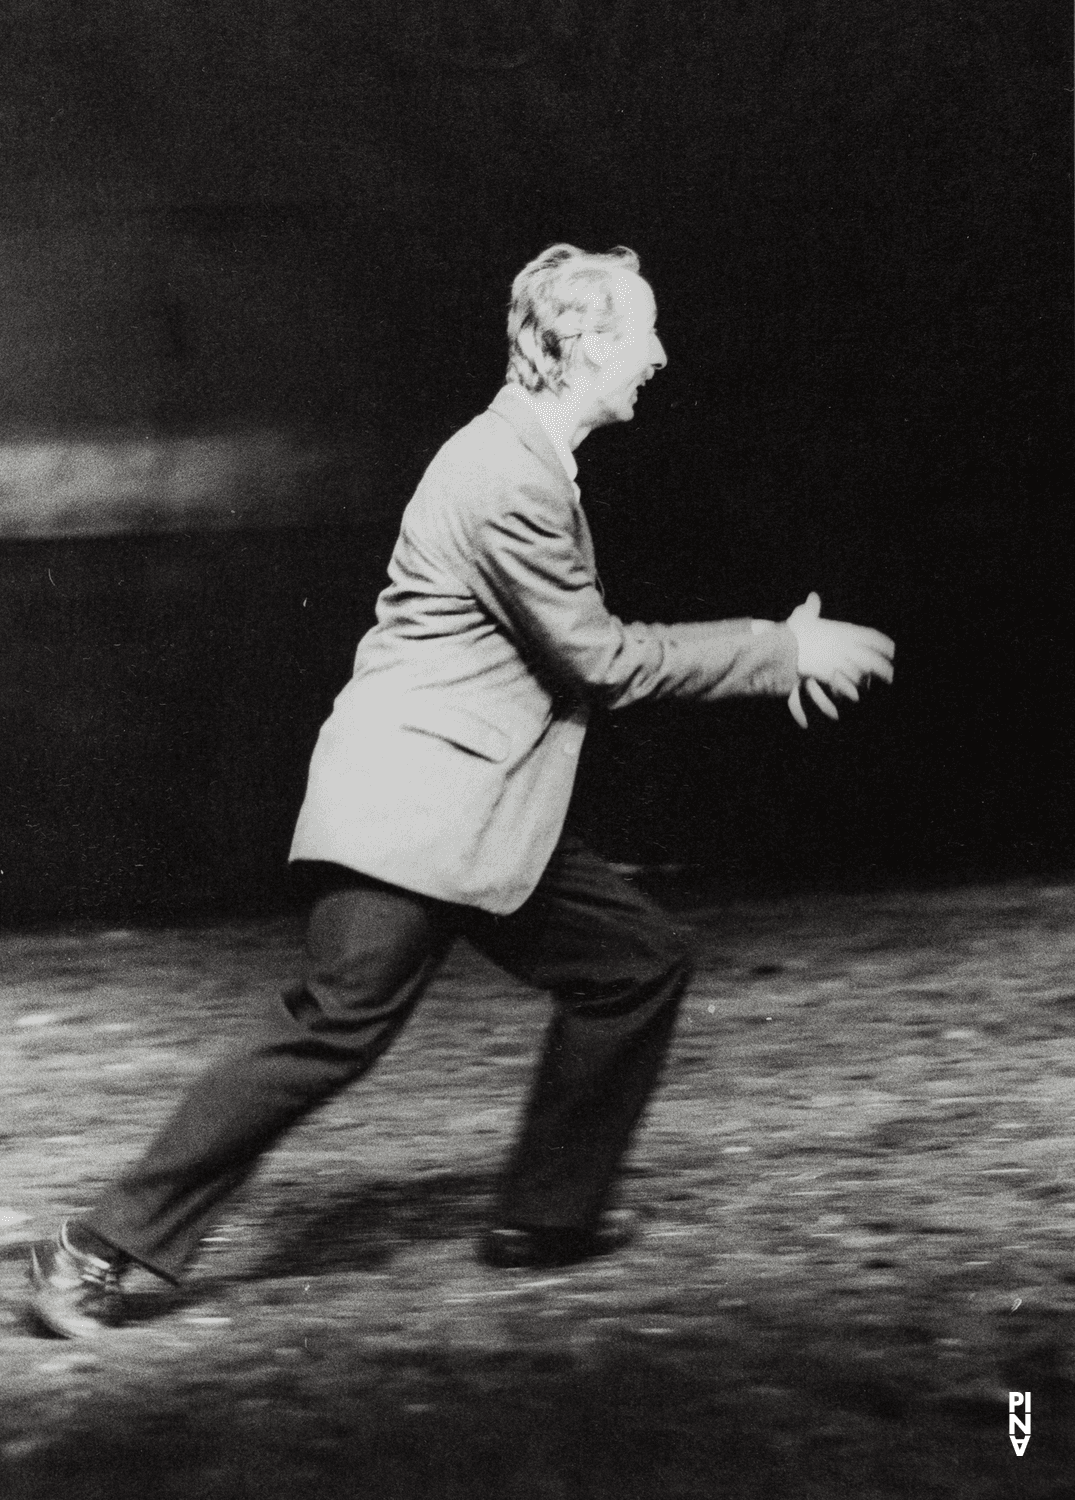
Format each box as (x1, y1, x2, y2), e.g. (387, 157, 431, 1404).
(0, 1, 1070, 922)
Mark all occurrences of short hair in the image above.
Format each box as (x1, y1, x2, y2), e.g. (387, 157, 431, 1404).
(506, 242, 642, 394)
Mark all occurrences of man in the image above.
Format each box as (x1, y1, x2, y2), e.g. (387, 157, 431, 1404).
(29, 244, 894, 1337)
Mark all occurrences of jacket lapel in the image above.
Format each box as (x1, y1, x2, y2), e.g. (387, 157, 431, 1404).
(486, 384, 601, 590)
(574, 505, 600, 588)
(487, 386, 575, 500)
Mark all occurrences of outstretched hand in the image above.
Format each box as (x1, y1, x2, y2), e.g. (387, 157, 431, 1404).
(785, 593, 894, 730)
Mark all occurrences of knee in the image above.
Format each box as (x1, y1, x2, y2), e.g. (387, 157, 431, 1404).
(641, 924, 696, 996)
(667, 938, 696, 994)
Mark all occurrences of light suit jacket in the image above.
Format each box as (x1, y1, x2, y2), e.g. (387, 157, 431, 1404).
(289, 385, 800, 913)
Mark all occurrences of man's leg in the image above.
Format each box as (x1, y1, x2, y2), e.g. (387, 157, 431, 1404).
(48, 867, 455, 1290)
(465, 833, 695, 1254)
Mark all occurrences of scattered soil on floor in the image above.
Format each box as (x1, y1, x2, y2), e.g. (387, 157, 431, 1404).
(3, 879, 1074, 1497)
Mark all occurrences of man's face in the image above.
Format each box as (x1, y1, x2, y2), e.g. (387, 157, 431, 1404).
(575, 273, 667, 429)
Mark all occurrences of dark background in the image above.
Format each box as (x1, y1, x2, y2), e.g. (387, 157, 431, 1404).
(0, 0, 1071, 923)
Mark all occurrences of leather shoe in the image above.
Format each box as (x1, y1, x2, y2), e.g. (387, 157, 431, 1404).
(479, 1209, 637, 1269)
(28, 1220, 124, 1338)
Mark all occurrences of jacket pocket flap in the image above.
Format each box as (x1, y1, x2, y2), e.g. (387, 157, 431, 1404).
(399, 704, 509, 762)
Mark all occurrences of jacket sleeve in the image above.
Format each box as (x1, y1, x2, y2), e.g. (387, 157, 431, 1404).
(468, 476, 799, 710)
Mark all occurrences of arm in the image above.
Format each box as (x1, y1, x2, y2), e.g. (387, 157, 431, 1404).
(469, 482, 799, 708)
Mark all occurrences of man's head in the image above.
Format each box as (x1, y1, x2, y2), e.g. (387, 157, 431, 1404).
(506, 244, 667, 428)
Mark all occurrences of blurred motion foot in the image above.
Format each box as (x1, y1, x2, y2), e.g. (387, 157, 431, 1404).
(479, 1208, 638, 1269)
(27, 1220, 125, 1338)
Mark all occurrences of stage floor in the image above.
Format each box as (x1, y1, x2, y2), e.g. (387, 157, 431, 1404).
(3, 878, 1074, 1497)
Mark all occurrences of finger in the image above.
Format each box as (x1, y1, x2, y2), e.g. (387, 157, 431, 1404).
(788, 686, 809, 729)
(830, 672, 860, 702)
(805, 678, 840, 719)
(849, 648, 895, 684)
(827, 624, 895, 661)
(837, 643, 894, 683)
(791, 592, 823, 625)
(844, 626, 896, 660)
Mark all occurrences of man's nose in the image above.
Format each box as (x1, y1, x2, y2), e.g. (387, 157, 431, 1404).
(650, 334, 668, 370)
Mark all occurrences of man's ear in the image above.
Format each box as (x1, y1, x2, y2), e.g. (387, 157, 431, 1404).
(578, 329, 613, 371)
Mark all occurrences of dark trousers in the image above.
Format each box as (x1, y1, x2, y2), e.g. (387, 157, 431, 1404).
(86, 834, 694, 1282)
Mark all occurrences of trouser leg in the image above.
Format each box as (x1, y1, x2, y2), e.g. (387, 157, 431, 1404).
(466, 833, 695, 1231)
(83, 868, 454, 1282)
